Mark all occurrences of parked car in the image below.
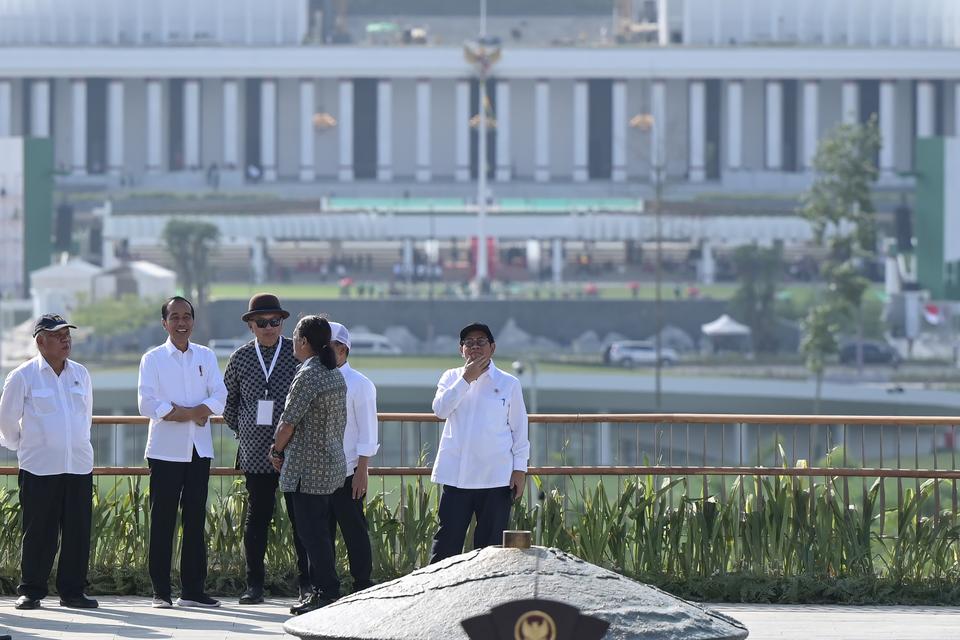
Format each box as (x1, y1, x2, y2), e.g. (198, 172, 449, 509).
(209, 337, 249, 358)
(838, 340, 901, 366)
(604, 340, 678, 367)
(349, 333, 402, 356)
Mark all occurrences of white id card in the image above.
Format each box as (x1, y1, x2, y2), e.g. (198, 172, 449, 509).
(256, 399, 275, 425)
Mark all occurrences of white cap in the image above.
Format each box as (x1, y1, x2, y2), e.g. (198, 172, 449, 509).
(329, 321, 351, 350)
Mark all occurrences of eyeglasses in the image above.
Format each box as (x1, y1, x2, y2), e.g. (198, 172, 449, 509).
(253, 317, 283, 328)
(461, 338, 490, 348)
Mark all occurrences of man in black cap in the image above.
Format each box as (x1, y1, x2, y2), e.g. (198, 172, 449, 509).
(0, 314, 98, 610)
(223, 293, 309, 604)
(429, 322, 529, 563)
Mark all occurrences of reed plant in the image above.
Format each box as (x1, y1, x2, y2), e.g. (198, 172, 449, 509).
(0, 472, 959, 603)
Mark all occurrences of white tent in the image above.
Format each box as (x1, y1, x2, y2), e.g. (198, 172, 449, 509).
(93, 260, 176, 301)
(30, 258, 102, 318)
(701, 314, 752, 336)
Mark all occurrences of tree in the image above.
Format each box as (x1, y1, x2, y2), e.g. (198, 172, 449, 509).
(162, 219, 220, 313)
(800, 304, 839, 414)
(731, 244, 784, 353)
(800, 116, 882, 375)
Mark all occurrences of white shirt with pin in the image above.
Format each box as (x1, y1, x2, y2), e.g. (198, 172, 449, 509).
(431, 360, 529, 489)
(138, 339, 227, 462)
(0, 356, 94, 475)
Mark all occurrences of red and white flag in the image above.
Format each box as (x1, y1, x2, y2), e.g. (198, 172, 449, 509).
(924, 303, 943, 325)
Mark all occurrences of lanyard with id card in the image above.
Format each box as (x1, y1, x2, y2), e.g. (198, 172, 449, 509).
(255, 337, 283, 426)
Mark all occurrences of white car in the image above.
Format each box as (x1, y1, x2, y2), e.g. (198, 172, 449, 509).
(605, 340, 678, 368)
(349, 333, 402, 356)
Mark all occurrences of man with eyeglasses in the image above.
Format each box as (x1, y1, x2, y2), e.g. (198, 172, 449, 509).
(222, 293, 309, 604)
(429, 322, 529, 563)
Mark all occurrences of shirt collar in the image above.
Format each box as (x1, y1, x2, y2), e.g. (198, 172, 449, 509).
(36, 355, 71, 374)
(163, 337, 194, 356)
(340, 362, 353, 374)
(473, 360, 499, 383)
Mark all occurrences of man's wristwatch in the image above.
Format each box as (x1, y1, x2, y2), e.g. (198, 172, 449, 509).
(270, 446, 285, 460)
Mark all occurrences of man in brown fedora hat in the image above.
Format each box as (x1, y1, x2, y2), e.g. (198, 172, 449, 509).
(223, 293, 310, 604)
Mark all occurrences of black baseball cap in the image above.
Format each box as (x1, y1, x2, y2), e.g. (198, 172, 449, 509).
(33, 314, 77, 337)
(459, 322, 495, 343)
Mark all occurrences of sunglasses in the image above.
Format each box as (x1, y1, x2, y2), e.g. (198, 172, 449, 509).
(253, 317, 283, 328)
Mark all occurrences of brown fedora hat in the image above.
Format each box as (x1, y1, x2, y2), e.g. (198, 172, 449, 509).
(241, 293, 291, 322)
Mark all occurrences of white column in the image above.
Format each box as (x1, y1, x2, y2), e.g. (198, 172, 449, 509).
(797, 0, 807, 42)
(688, 80, 706, 182)
(260, 80, 277, 182)
(158, 0, 167, 42)
(651, 79, 667, 178)
(802, 81, 819, 171)
(765, 80, 783, 170)
(376, 79, 393, 181)
(534, 80, 550, 182)
(146, 80, 162, 173)
(495, 80, 511, 181)
(572, 80, 588, 182)
(30, 80, 50, 138)
(682, 0, 693, 43)
(741, 0, 753, 42)
(869, 0, 880, 46)
(711, 0, 721, 44)
(110, 0, 120, 43)
(71, 80, 87, 175)
(916, 81, 935, 138)
(183, 80, 201, 170)
(186, 0, 195, 42)
(846, 0, 857, 44)
(299, 79, 315, 182)
(222, 80, 239, 168)
(657, 0, 669, 45)
(107, 80, 124, 176)
(822, 0, 832, 44)
(890, 0, 900, 46)
(416, 79, 432, 182)
(552, 238, 564, 285)
(455, 80, 470, 182)
(0, 81, 11, 136)
(727, 80, 743, 170)
(879, 81, 896, 177)
(841, 81, 859, 125)
(134, 0, 143, 44)
(611, 80, 627, 182)
(338, 79, 354, 182)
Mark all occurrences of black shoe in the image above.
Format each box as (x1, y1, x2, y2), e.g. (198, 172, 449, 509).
(14, 595, 41, 610)
(289, 592, 335, 616)
(176, 594, 221, 608)
(59, 594, 99, 609)
(352, 579, 375, 593)
(238, 586, 264, 605)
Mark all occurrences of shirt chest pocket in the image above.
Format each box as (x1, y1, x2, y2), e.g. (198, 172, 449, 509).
(29, 387, 57, 416)
(69, 385, 88, 414)
(479, 391, 510, 426)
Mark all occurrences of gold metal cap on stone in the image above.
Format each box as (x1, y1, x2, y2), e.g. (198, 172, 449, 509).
(502, 530, 532, 549)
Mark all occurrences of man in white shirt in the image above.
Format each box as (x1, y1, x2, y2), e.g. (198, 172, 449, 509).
(138, 297, 227, 609)
(328, 322, 378, 591)
(429, 322, 529, 564)
(0, 314, 98, 610)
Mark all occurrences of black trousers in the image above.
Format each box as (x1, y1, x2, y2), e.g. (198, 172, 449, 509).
(244, 472, 310, 590)
(328, 473, 373, 588)
(429, 485, 513, 564)
(148, 450, 210, 599)
(289, 490, 340, 600)
(17, 470, 92, 600)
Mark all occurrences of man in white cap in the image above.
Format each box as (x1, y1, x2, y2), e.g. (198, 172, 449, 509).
(327, 321, 378, 592)
(0, 314, 98, 610)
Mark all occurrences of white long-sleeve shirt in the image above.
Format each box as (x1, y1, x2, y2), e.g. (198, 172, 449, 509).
(340, 362, 380, 474)
(138, 339, 227, 462)
(431, 361, 529, 489)
(0, 355, 94, 475)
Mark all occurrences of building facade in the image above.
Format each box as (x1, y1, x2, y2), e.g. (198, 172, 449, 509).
(0, 0, 957, 193)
